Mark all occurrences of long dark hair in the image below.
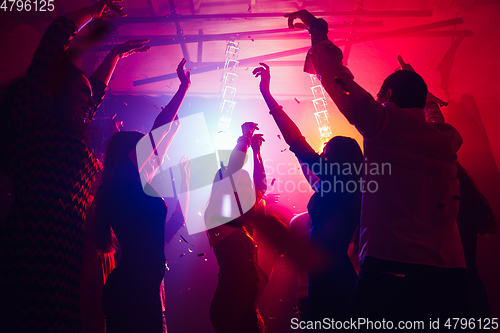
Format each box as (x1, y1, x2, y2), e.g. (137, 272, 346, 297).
(87, 131, 144, 253)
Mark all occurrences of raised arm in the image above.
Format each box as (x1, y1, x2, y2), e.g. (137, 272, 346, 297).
(136, 60, 190, 182)
(66, 0, 126, 32)
(88, 39, 150, 117)
(222, 122, 258, 179)
(91, 39, 150, 86)
(14, 0, 125, 121)
(151, 59, 190, 133)
(284, 10, 385, 138)
(252, 63, 302, 145)
(251, 134, 267, 195)
(299, 159, 320, 191)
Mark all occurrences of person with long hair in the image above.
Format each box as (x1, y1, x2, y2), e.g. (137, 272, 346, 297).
(88, 59, 191, 333)
(285, 9, 468, 324)
(253, 64, 363, 328)
(0, 1, 150, 332)
(205, 122, 268, 333)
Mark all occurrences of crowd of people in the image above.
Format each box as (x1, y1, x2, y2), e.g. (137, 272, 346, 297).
(0, 1, 496, 332)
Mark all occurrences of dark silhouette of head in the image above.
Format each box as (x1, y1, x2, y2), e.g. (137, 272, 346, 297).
(101, 131, 144, 183)
(378, 70, 428, 109)
(89, 131, 144, 253)
(322, 136, 363, 166)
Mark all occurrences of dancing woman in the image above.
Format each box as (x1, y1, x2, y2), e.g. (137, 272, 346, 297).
(205, 123, 268, 333)
(89, 59, 191, 333)
(0, 1, 149, 332)
(253, 64, 363, 325)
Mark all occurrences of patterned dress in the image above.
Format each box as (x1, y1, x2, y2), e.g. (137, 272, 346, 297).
(0, 16, 105, 332)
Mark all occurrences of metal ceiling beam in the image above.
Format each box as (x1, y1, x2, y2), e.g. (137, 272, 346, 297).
(169, 0, 191, 65)
(133, 17, 465, 86)
(84, 21, 384, 52)
(115, 10, 432, 24)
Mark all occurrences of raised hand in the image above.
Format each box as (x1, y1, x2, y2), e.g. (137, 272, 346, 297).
(112, 39, 150, 59)
(177, 58, 191, 88)
(241, 122, 259, 138)
(284, 10, 317, 30)
(251, 134, 265, 151)
(397, 55, 415, 72)
(90, 0, 126, 20)
(252, 63, 271, 93)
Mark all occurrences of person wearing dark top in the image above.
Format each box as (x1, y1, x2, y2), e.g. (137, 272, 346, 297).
(205, 122, 268, 333)
(0, 1, 150, 332)
(253, 63, 363, 328)
(88, 59, 190, 333)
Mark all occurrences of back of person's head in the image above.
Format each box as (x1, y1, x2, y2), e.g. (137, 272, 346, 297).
(323, 136, 363, 166)
(379, 70, 428, 109)
(89, 131, 144, 253)
(101, 131, 144, 183)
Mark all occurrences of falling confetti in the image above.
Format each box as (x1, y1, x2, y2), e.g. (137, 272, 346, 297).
(180, 235, 189, 244)
(281, 148, 287, 152)
(180, 253, 186, 257)
(270, 178, 276, 186)
(294, 98, 300, 104)
(277, 135, 281, 140)
(197, 253, 206, 257)
(188, 248, 193, 253)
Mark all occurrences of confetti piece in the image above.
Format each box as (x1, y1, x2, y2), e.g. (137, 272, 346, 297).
(180, 235, 189, 243)
(281, 148, 287, 152)
(188, 248, 193, 253)
(180, 253, 186, 257)
(197, 253, 206, 257)
(123, 102, 128, 106)
(270, 178, 276, 186)
(277, 135, 281, 140)
(204, 258, 208, 261)
(294, 98, 300, 104)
